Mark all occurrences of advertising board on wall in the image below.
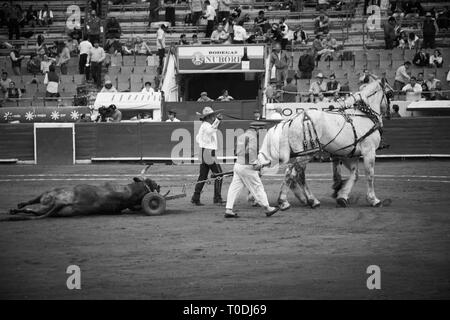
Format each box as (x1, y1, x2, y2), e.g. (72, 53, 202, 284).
(177, 45, 266, 73)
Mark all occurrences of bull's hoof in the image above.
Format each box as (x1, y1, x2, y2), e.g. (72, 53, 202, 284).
(9, 209, 18, 215)
(17, 202, 26, 209)
(336, 198, 348, 208)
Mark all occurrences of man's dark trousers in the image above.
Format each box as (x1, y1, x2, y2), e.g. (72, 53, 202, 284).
(90, 61, 102, 88)
(192, 148, 223, 203)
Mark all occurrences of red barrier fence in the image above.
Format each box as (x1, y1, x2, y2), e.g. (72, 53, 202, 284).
(1, 117, 450, 163)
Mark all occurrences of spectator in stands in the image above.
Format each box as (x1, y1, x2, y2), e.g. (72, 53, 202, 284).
(394, 61, 411, 91)
(217, 89, 234, 101)
(142, 81, 155, 94)
(44, 64, 60, 99)
(297, 48, 315, 79)
(402, 76, 422, 101)
(6, 3, 21, 40)
(390, 104, 401, 118)
(422, 12, 439, 49)
(100, 80, 118, 93)
(416, 72, 425, 85)
(265, 82, 281, 103)
(189, 0, 203, 26)
(253, 109, 261, 121)
(436, 6, 449, 29)
(38, 4, 53, 26)
(317, 0, 329, 11)
(66, 38, 80, 56)
(90, 0, 102, 17)
(269, 42, 290, 88)
(10, 45, 24, 76)
(26, 53, 41, 75)
(164, 0, 177, 27)
(5, 81, 22, 100)
(106, 104, 122, 122)
(40, 55, 55, 75)
(25, 5, 38, 27)
(57, 42, 71, 75)
(407, 32, 420, 50)
(279, 17, 290, 50)
(157, 24, 167, 68)
(36, 34, 48, 56)
(254, 10, 269, 34)
(322, 34, 339, 61)
(397, 31, 408, 49)
(211, 24, 230, 44)
(0, 72, 11, 96)
(309, 73, 327, 95)
(293, 25, 307, 45)
(179, 34, 189, 45)
(325, 74, 341, 96)
(166, 109, 180, 122)
(404, 0, 424, 18)
(87, 40, 106, 88)
(134, 37, 152, 55)
(413, 48, 430, 67)
(218, 0, 232, 23)
(148, 0, 160, 26)
(78, 36, 93, 76)
(233, 20, 250, 44)
(105, 17, 121, 40)
(197, 92, 214, 102)
(425, 73, 440, 99)
(314, 11, 329, 35)
(420, 82, 430, 100)
(204, 1, 217, 38)
(429, 49, 443, 68)
(86, 10, 102, 44)
(432, 81, 448, 100)
(191, 34, 201, 45)
(383, 17, 397, 49)
(316, 92, 330, 103)
(282, 77, 297, 102)
(312, 34, 333, 62)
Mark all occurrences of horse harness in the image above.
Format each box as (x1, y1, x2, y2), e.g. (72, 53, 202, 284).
(289, 93, 383, 158)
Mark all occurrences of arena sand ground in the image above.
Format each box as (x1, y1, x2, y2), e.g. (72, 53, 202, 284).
(0, 160, 449, 299)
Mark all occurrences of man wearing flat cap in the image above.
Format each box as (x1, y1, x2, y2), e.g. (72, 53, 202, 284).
(224, 121, 279, 218)
(191, 106, 225, 206)
(166, 109, 180, 122)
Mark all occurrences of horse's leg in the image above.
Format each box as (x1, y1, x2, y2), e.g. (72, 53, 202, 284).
(362, 150, 381, 206)
(336, 157, 359, 207)
(294, 161, 320, 208)
(331, 157, 344, 198)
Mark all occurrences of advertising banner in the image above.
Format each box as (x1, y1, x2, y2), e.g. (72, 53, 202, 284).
(0, 107, 90, 123)
(177, 45, 265, 73)
(94, 92, 162, 110)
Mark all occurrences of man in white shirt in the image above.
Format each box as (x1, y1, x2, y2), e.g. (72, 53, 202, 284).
(141, 81, 155, 94)
(157, 24, 167, 68)
(203, 1, 216, 38)
(232, 20, 249, 44)
(191, 107, 225, 206)
(402, 76, 422, 101)
(394, 61, 411, 92)
(210, 24, 229, 44)
(166, 109, 180, 122)
(309, 73, 327, 95)
(87, 41, 106, 88)
(78, 37, 92, 75)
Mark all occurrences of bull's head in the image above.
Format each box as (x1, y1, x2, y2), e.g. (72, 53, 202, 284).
(133, 177, 161, 193)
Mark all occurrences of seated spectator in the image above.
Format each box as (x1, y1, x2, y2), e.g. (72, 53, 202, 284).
(44, 64, 60, 98)
(413, 48, 430, 67)
(233, 20, 249, 44)
(397, 31, 408, 49)
(38, 4, 53, 26)
(253, 109, 261, 121)
(179, 34, 190, 45)
(429, 49, 443, 68)
(416, 72, 425, 85)
(121, 38, 135, 55)
(326, 74, 341, 96)
(322, 34, 339, 61)
(40, 55, 55, 74)
(402, 76, 422, 101)
(25, 5, 38, 27)
(314, 11, 329, 35)
(141, 81, 155, 94)
(191, 34, 201, 45)
(254, 10, 269, 34)
(134, 37, 151, 55)
(390, 104, 402, 118)
(197, 91, 214, 102)
(312, 34, 333, 62)
(293, 25, 307, 45)
(5, 81, 22, 100)
(316, 92, 330, 103)
(282, 77, 297, 102)
(100, 80, 118, 93)
(105, 17, 121, 40)
(105, 104, 122, 122)
(421, 82, 430, 100)
(166, 109, 180, 122)
(217, 89, 234, 101)
(407, 32, 420, 50)
(432, 81, 449, 100)
(309, 73, 327, 95)
(425, 73, 440, 99)
(211, 24, 229, 44)
(0, 71, 11, 96)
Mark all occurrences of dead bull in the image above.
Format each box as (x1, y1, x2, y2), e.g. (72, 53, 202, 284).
(5, 177, 160, 221)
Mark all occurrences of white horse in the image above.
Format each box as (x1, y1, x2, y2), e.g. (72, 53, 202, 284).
(259, 79, 393, 209)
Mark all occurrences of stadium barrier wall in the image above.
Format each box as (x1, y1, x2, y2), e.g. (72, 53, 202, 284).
(1, 117, 450, 163)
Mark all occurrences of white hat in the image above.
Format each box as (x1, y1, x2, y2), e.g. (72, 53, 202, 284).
(196, 106, 223, 119)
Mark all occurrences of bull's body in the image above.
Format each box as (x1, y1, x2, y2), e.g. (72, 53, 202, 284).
(7, 178, 159, 220)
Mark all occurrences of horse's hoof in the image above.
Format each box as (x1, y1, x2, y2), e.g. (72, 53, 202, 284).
(373, 201, 382, 207)
(336, 198, 348, 208)
(308, 199, 320, 209)
(279, 203, 291, 211)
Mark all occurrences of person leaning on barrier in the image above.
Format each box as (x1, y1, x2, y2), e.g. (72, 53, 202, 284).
(224, 121, 279, 218)
(166, 109, 180, 122)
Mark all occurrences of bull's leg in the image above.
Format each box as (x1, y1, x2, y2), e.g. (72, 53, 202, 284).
(336, 157, 359, 207)
(10, 203, 53, 216)
(362, 150, 381, 207)
(17, 194, 43, 209)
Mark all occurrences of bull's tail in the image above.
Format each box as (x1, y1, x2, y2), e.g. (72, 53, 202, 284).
(17, 194, 44, 209)
(1, 204, 64, 222)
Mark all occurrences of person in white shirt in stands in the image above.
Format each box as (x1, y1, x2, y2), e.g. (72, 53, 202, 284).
(156, 24, 167, 68)
(78, 36, 92, 75)
(210, 24, 229, 44)
(87, 40, 106, 88)
(40, 55, 55, 74)
(233, 20, 249, 44)
(203, 1, 216, 38)
(141, 81, 155, 94)
(394, 61, 411, 91)
(166, 109, 180, 122)
(191, 106, 226, 206)
(279, 17, 290, 50)
(38, 4, 53, 26)
(44, 64, 60, 98)
(402, 76, 422, 101)
(100, 79, 118, 93)
(217, 89, 234, 101)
